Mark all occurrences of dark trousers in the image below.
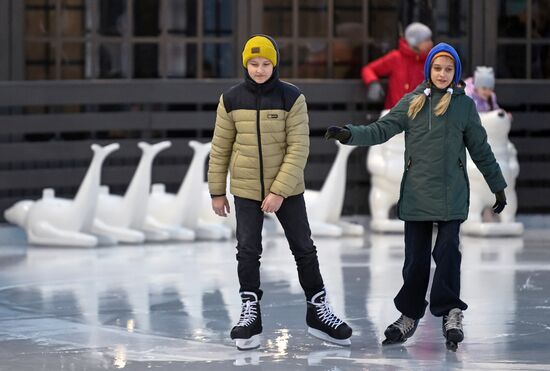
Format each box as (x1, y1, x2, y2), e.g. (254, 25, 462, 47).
(234, 194, 324, 301)
(394, 220, 468, 319)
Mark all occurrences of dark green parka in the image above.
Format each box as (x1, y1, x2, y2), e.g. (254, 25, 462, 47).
(346, 82, 507, 221)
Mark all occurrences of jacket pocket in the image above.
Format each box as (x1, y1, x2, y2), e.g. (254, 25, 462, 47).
(458, 158, 469, 189)
(458, 157, 470, 209)
(230, 150, 240, 175)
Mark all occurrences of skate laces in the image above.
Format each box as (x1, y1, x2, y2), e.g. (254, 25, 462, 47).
(236, 300, 258, 327)
(444, 309, 463, 331)
(393, 315, 416, 334)
(309, 292, 343, 329)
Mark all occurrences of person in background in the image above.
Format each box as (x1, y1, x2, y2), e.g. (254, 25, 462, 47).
(361, 22, 433, 109)
(326, 43, 507, 351)
(208, 34, 352, 351)
(464, 66, 500, 112)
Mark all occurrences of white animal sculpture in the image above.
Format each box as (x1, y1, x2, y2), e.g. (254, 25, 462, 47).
(95, 141, 190, 242)
(199, 141, 363, 238)
(367, 109, 522, 235)
(3, 143, 141, 247)
(198, 174, 236, 238)
(147, 140, 231, 240)
(269, 141, 364, 237)
(304, 141, 364, 237)
(461, 110, 523, 236)
(366, 109, 404, 232)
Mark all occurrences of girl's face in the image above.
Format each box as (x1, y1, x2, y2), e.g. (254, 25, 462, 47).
(430, 56, 455, 89)
(247, 57, 274, 84)
(476, 86, 494, 101)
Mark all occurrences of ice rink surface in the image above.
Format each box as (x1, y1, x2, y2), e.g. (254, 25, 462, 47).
(0, 217, 549, 370)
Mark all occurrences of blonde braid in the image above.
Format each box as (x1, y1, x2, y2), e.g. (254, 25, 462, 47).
(407, 94, 427, 120)
(434, 90, 452, 116)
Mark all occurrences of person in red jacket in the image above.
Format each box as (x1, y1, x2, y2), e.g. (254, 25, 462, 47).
(361, 22, 433, 110)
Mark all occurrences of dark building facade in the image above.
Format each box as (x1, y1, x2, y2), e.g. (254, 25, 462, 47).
(0, 0, 549, 219)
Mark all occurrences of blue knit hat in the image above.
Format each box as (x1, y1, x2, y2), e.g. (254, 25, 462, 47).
(424, 42, 462, 85)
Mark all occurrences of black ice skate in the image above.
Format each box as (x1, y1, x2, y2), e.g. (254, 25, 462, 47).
(443, 308, 464, 352)
(230, 292, 262, 350)
(306, 290, 352, 346)
(382, 314, 419, 345)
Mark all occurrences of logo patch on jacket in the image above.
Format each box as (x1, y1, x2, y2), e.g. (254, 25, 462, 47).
(267, 113, 278, 119)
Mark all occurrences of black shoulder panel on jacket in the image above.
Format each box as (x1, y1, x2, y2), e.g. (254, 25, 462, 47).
(222, 80, 302, 113)
(279, 81, 302, 112)
(222, 82, 249, 113)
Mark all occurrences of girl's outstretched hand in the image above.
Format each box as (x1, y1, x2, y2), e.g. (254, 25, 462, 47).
(492, 190, 507, 214)
(325, 126, 351, 143)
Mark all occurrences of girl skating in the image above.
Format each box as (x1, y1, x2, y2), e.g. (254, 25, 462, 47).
(325, 42, 507, 351)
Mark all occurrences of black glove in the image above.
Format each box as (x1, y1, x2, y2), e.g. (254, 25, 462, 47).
(367, 81, 385, 102)
(492, 190, 507, 214)
(325, 126, 351, 143)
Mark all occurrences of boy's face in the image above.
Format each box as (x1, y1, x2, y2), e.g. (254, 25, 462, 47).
(430, 56, 455, 90)
(476, 86, 493, 101)
(247, 57, 274, 84)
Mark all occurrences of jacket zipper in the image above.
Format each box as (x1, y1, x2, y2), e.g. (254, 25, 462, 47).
(398, 156, 412, 217)
(459, 158, 471, 207)
(444, 117, 448, 219)
(459, 158, 469, 188)
(255, 92, 265, 200)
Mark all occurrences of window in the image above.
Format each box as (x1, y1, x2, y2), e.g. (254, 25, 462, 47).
(497, 0, 550, 79)
(432, 0, 470, 74)
(262, 0, 399, 79)
(24, 0, 86, 80)
(23, 0, 236, 80)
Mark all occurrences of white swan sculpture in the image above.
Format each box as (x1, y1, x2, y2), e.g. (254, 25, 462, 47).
(147, 140, 231, 240)
(95, 141, 193, 242)
(3, 143, 142, 247)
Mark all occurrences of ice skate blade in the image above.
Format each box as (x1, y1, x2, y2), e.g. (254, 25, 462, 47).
(307, 327, 351, 347)
(235, 335, 261, 351)
(382, 337, 406, 346)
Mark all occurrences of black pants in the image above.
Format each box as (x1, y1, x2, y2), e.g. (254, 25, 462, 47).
(394, 220, 468, 319)
(234, 194, 324, 301)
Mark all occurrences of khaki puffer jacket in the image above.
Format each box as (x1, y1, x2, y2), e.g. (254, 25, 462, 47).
(208, 78, 309, 201)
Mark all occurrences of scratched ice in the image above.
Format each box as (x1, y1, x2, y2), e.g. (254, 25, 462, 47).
(0, 216, 549, 370)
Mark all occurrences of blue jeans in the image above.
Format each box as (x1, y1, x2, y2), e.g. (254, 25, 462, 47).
(234, 194, 324, 301)
(394, 220, 468, 319)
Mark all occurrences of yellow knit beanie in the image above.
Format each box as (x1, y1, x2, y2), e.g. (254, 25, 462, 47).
(242, 35, 278, 68)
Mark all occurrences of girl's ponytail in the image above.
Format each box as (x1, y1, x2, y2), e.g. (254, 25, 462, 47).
(407, 94, 427, 119)
(407, 85, 453, 119)
(407, 86, 431, 119)
(434, 87, 453, 116)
